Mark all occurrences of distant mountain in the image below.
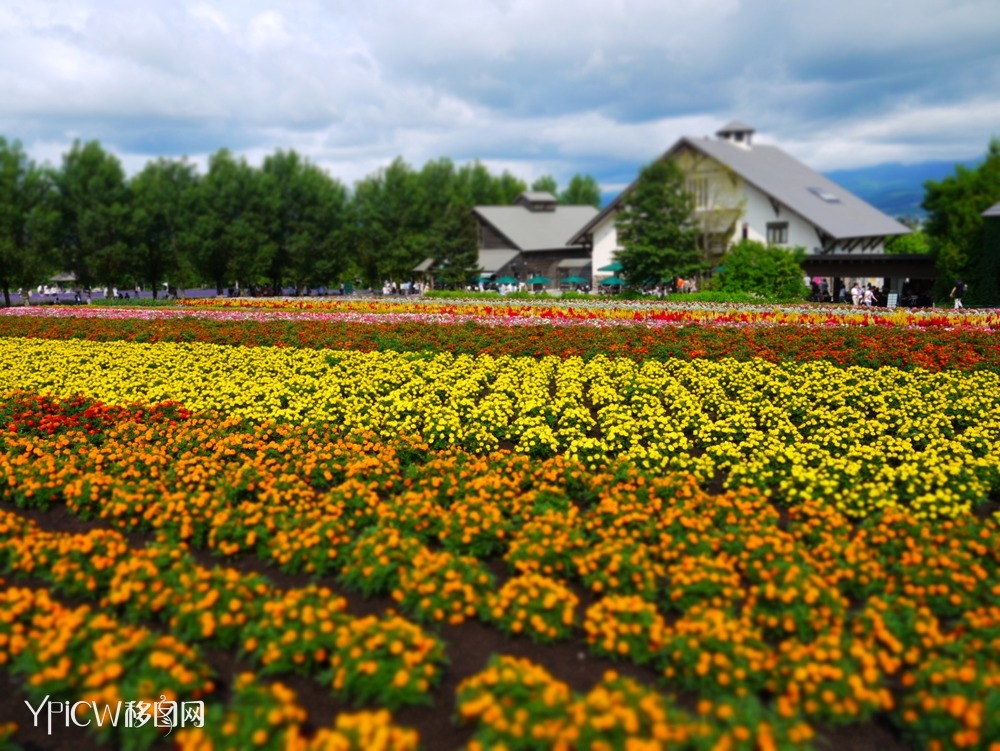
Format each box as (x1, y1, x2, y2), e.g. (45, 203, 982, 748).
(824, 159, 981, 220)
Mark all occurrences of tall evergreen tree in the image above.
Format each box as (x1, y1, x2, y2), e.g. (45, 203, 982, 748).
(615, 159, 699, 289)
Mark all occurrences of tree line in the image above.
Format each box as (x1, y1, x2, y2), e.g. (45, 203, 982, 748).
(0, 136, 602, 306)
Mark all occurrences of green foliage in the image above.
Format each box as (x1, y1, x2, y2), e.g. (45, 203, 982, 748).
(560, 174, 602, 208)
(1, 135, 583, 296)
(923, 138, 1000, 304)
(714, 240, 809, 301)
(531, 173, 602, 207)
(128, 158, 199, 298)
(0, 137, 58, 306)
(54, 140, 130, 290)
(615, 159, 700, 290)
(531, 175, 559, 195)
(258, 149, 350, 291)
(188, 149, 263, 293)
(89, 296, 181, 307)
(885, 229, 930, 255)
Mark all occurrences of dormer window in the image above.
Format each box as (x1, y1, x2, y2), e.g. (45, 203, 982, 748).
(808, 187, 841, 203)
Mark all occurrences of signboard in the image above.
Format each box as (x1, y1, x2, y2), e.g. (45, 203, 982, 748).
(887, 293, 898, 309)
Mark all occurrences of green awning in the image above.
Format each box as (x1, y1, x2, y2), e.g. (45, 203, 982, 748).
(600, 276, 625, 286)
(598, 261, 623, 272)
(525, 276, 551, 285)
(561, 275, 589, 284)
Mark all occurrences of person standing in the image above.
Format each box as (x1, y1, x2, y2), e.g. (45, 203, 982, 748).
(950, 279, 967, 309)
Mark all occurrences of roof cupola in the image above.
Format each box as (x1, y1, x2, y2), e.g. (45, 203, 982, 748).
(716, 120, 755, 148)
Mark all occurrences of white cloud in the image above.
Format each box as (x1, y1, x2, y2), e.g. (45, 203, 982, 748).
(189, 3, 231, 34)
(246, 10, 291, 51)
(0, 0, 997, 187)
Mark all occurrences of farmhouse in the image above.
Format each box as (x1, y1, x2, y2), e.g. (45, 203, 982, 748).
(570, 121, 925, 297)
(471, 192, 598, 287)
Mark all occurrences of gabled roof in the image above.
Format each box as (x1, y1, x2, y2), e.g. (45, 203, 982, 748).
(680, 137, 910, 240)
(983, 202, 1000, 218)
(478, 248, 521, 274)
(413, 257, 436, 273)
(474, 204, 598, 252)
(570, 127, 910, 245)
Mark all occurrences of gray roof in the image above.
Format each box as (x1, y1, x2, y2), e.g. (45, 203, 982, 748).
(571, 132, 910, 244)
(478, 248, 521, 274)
(413, 257, 436, 273)
(683, 137, 910, 239)
(717, 119, 755, 136)
(519, 191, 558, 203)
(474, 205, 598, 252)
(983, 202, 1000, 218)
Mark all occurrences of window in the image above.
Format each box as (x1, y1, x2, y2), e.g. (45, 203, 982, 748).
(687, 177, 710, 209)
(766, 222, 789, 245)
(808, 187, 841, 203)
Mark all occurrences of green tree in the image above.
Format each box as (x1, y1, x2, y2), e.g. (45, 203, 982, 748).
(885, 228, 930, 255)
(496, 170, 528, 204)
(455, 161, 500, 205)
(352, 157, 425, 285)
(923, 138, 1000, 304)
(54, 140, 130, 290)
(258, 149, 350, 293)
(418, 158, 479, 287)
(560, 174, 601, 208)
(128, 158, 199, 298)
(615, 159, 699, 289)
(714, 240, 809, 301)
(0, 137, 58, 306)
(454, 161, 525, 206)
(531, 175, 559, 195)
(189, 149, 263, 294)
(431, 201, 480, 287)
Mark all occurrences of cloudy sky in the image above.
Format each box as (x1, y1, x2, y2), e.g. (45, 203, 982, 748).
(2, 0, 999, 194)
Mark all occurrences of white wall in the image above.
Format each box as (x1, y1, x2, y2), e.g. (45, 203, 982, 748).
(590, 215, 621, 287)
(584, 149, 889, 285)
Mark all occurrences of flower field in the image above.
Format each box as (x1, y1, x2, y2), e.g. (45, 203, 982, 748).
(0, 299, 998, 750)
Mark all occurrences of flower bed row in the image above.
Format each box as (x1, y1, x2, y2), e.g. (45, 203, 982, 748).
(1, 391, 999, 748)
(173, 296, 1000, 331)
(3, 307, 1000, 370)
(0, 515, 447, 712)
(3, 337, 1000, 518)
